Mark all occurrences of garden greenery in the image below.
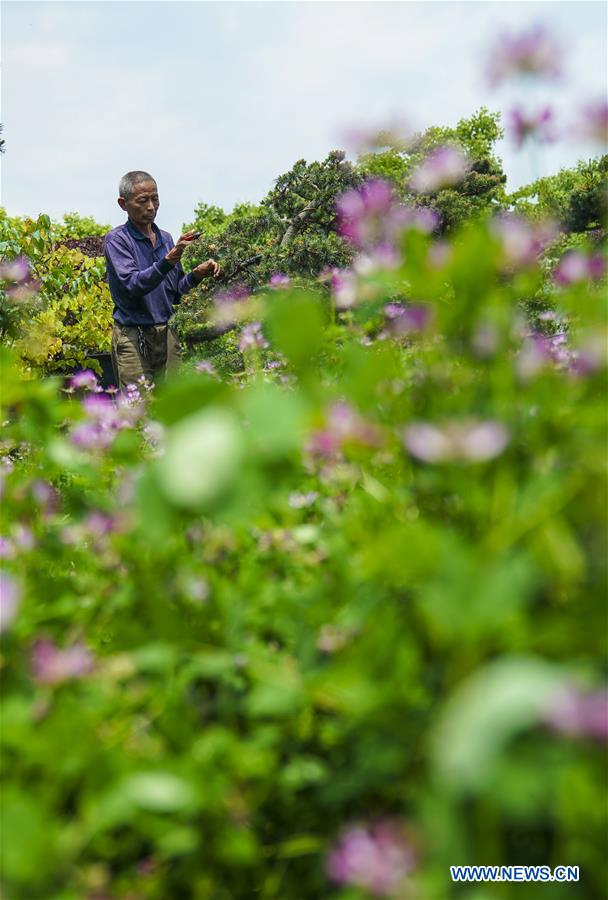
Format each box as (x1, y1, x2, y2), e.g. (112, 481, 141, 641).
(0, 27, 607, 896)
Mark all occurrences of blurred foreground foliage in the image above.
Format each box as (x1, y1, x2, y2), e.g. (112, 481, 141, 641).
(1, 198, 606, 899)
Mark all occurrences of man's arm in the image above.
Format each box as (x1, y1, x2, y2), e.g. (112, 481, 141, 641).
(173, 258, 222, 305)
(104, 232, 197, 298)
(104, 234, 173, 297)
(174, 264, 200, 303)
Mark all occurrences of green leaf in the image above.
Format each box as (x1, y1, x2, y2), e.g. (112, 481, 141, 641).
(155, 406, 243, 509)
(432, 656, 565, 792)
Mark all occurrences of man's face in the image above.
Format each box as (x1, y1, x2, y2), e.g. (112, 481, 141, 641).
(118, 180, 159, 228)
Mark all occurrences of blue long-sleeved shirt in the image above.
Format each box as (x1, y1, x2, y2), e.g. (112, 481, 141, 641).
(103, 219, 198, 325)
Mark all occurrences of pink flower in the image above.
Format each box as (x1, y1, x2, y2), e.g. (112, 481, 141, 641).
(31, 479, 59, 516)
(195, 360, 216, 375)
(69, 369, 101, 392)
(409, 146, 469, 194)
(545, 686, 608, 742)
(326, 820, 416, 897)
(0, 538, 15, 560)
(353, 244, 401, 274)
(12, 525, 35, 552)
(83, 511, 118, 537)
(517, 332, 572, 378)
(0, 573, 21, 633)
(216, 283, 250, 303)
(307, 402, 381, 459)
(402, 206, 440, 234)
(385, 303, 433, 335)
(264, 359, 283, 371)
(336, 179, 408, 250)
(507, 106, 556, 148)
(269, 273, 291, 289)
(577, 100, 608, 145)
(31, 639, 94, 684)
(70, 422, 114, 450)
(0, 256, 30, 283)
(213, 284, 252, 326)
(492, 214, 558, 269)
(554, 251, 606, 286)
(402, 419, 509, 463)
(238, 321, 269, 352)
(487, 26, 562, 86)
(327, 267, 358, 310)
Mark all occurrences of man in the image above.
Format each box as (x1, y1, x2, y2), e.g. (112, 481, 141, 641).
(104, 170, 220, 389)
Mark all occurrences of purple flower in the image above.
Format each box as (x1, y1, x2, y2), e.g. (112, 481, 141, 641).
(569, 335, 607, 377)
(545, 686, 608, 742)
(70, 422, 114, 450)
(487, 26, 562, 86)
(325, 267, 358, 310)
(31, 639, 94, 684)
(518, 332, 572, 377)
(577, 100, 608, 145)
(492, 214, 558, 269)
(83, 511, 117, 537)
(307, 402, 381, 459)
(213, 284, 252, 326)
(386, 303, 433, 335)
(0, 538, 15, 560)
(0, 573, 21, 633)
(0, 256, 30, 283)
(402, 419, 509, 463)
(508, 106, 556, 148)
(554, 251, 606, 286)
(336, 179, 408, 251)
(517, 330, 603, 379)
(195, 360, 216, 375)
(31, 479, 59, 516)
(12, 525, 35, 551)
(288, 490, 318, 509)
(269, 273, 291, 289)
(238, 321, 269, 353)
(216, 283, 250, 303)
(385, 303, 405, 320)
(353, 244, 401, 275)
(409, 146, 469, 193)
(402, 206, 440, 234)
(6, 280, 41, 304)
(82, 393, 118, 424)
(264, 358, 283, 371)
(326, 820, 416, 897)
(69, 369, 100, 392)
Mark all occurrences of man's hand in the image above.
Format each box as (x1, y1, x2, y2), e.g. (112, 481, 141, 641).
(192, 259, 221, 281)
(165, 231, 199, 266)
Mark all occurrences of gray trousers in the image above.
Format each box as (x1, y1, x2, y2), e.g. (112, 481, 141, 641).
(111, 323, 182, 390)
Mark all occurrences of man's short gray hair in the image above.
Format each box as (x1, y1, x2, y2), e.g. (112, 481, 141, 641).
(119, 171, 157, 200)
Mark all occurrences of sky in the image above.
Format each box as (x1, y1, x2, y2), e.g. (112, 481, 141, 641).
(1, 0, 606, 238)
